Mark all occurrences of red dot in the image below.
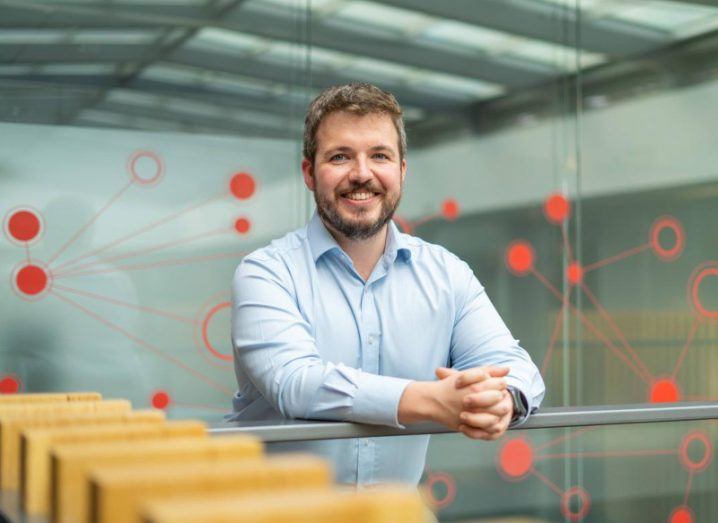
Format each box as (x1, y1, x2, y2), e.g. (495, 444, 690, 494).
(561, 486, 591, 521)
(16, 264, 49, 296)
(506, 240, 535, 276)
(650, 216, 684, 261)
(0, 376, 20, 394)
(567, 262, 584, 286)
(234, 217, 251, 234)
(650, 378, 681, 403)
(544, 193, 570, 224)
(151, 390, 171, 410)
(7, 210, 41, 242)
(670, 506, 694, 523)
(230, 172, 256, 200)
(497, 437, 534, 480)
(441, 199, 459, 221)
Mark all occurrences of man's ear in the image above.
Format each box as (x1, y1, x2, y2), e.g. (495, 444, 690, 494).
(301, 158, 315, 191)
(400, 157, 407, 185)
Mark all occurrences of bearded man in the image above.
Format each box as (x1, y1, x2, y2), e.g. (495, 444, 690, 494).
(229, 83, 545, 486)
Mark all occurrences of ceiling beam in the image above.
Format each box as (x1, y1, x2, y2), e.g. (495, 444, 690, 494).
(0, 2, 555, 87)
(376, 0, 671, 56)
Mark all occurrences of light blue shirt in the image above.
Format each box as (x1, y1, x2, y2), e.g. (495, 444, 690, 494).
(228, 212, 545, 485)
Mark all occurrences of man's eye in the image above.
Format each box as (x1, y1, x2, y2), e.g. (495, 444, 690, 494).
(330, 154, 348, 162)
(373, 153, 389, 160)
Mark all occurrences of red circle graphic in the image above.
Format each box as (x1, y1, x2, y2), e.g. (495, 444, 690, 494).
(8, 210, 40, 242)
(151, 390, 171, 410)
(230, 172, 256, 200)
(506, 240, 535, 276)
(649, 377, 681, 403)
(425, 471, 456, 509)
(650, 216, 684, 261)
(13, 263, 50, 298)
(441, 199, 459, 221)
(669, 505, 695, 523)
(3, 206, 44, 246)
(0, 375, 21, 394)
(544, 193, 570, 224)
(567, 262, 583, 286)
(234, 217, 251, 234)
(561, 486, 591, 522)
(201, 301, 233, 362)
(127, 150, 164, 186)
(497, 437, 534, 480)
(679, 430, 712, 473)
(688, 263, 718, 320)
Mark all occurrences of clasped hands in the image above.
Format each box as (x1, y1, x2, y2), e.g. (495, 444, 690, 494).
(432, 365, 513, 441)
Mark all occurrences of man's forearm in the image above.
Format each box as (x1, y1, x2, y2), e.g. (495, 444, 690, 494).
(397, 381, 437, 425)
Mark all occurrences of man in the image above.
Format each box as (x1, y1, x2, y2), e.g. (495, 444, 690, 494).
(229, 83, 545, 485)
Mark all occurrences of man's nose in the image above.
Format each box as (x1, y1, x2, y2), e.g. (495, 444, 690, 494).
(348, 155, 373, 184)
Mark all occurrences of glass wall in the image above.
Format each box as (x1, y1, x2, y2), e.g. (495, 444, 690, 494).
(2, 0, 718, 521)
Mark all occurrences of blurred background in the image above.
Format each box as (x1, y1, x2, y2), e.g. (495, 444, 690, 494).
(1, 0, 718, 521)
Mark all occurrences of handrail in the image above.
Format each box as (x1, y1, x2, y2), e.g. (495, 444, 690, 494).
(209, 401, 718, 442)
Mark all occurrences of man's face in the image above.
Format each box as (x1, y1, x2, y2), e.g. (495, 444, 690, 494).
(301, 111, 407, 240)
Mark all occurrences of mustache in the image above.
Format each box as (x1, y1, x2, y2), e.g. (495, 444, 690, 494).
(337, 182, 384, 195)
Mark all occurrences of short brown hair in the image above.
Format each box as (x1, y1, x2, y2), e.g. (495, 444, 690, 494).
(303, 83, 407, 164)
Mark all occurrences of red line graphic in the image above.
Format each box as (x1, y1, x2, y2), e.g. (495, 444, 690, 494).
(53, 250, 247, 279)
(51, 283, 198, 325)
(580, 282, 653, 382)
(672, 318, 701, 378)
(47, 181, 133, 265)
(529, 468, 563, 496)
(50, 289, 234, 396)
(683, 471, 693, 506)
(541, 304, 565, 376)
(534, 427, 597, 453)
(530, 268, 650, 383)
(582, 243, 651, 274)
(52, 191, 225, 273)
(54, 226, 231, 277)
(537, 449, 677, 460)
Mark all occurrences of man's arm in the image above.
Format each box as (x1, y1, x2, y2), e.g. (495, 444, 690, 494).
(447, 259, 546, 429)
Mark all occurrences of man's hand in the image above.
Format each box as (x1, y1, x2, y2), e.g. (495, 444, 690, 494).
(397, 365, 512, 437)
(435, 366, 514, 441)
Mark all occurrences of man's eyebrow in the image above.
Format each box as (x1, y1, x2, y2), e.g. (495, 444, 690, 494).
(323, 146, 353, 155)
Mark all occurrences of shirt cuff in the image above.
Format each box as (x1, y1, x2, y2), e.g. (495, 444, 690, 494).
(352, 372, 413, 429)
(506, 380, 533, 429)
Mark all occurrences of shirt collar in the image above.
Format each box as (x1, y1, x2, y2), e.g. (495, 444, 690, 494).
(307, 211, 412, 264)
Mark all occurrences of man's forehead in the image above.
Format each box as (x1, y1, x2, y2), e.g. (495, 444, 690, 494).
(316, 111, 399, 151)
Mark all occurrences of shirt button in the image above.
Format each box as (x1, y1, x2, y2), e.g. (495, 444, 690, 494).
(367, 335, 377, 345)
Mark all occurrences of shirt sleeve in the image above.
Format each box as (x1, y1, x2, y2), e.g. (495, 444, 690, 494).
(232, 254, 412, 428)
(448, 258, 545, 424)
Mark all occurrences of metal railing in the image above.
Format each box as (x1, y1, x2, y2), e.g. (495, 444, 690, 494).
(210, 401, 718, 441)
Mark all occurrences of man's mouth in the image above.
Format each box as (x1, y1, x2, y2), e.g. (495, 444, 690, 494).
(342, 191, 380, 201)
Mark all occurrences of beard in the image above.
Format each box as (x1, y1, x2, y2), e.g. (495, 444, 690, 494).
(314, 179, 402, 240)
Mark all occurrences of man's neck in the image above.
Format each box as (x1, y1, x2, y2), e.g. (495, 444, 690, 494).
(323, 220, 388, 281)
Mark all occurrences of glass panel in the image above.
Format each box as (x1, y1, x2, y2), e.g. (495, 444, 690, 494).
(0, 1, 312, 418)
(420, 420, 718, 521)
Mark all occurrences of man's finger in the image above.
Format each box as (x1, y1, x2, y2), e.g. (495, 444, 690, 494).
(459, 411, 501, 431)
(458, 425, 493, 441)
(468, 377, 507, 394)
(461, 390, 504, 409)
(434, 367, 457, 380)
(455, 366, 509, 388)
(453, 368, 488, 388)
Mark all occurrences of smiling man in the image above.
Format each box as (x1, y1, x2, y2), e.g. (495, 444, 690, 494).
(229, 83, 545, 485)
